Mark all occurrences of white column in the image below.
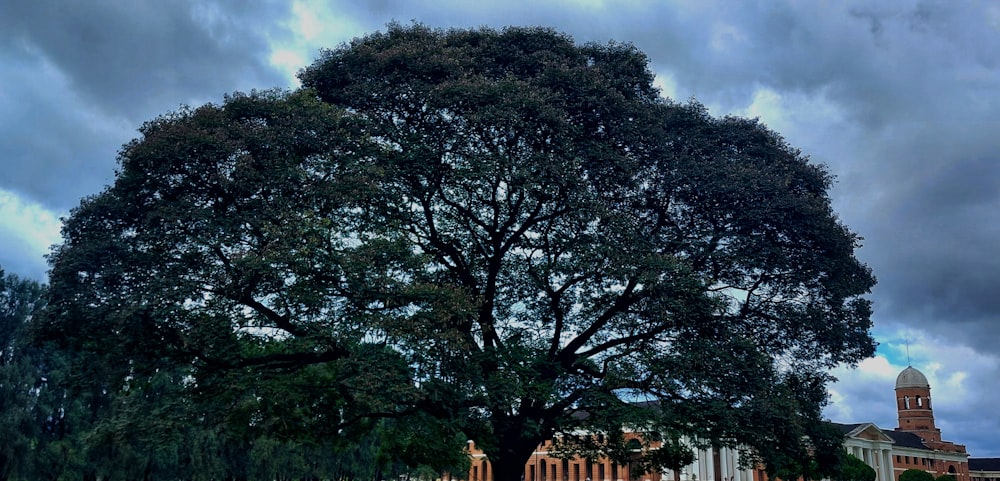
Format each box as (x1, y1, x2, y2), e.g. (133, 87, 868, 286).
(876, 448, 888, 481)
(720, 448, 730, 481)
(695, 449, 707, 481)
(883, 450, 894, 481)
(702, 448, 714, 481)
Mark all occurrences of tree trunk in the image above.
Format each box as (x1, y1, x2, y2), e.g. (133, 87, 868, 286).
(0, 453, 10, 481)
(492, 459, 526, 481)
(488, 436, 545, 481)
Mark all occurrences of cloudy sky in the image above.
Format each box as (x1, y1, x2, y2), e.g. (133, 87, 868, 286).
(2, 0, 998, 458)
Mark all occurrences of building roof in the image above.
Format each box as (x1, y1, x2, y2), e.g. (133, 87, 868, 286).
(896, 366, 930, 389)
(886, 430, 930, 450)
(831, 422, 865, 435)
(970, 458, 1000, 471)
(830, 422, 898, 443)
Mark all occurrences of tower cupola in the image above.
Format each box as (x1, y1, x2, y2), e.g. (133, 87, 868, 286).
(894, 365, 940, 442)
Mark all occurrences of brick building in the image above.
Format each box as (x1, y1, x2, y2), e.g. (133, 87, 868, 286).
(463, 437, 754, 481)
(459, 365, 989, 481)
(833, 366, 970, 481)
(889, 366, 970, 480)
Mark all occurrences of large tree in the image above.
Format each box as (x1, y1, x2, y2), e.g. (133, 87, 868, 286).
(42, 25, 875, 480)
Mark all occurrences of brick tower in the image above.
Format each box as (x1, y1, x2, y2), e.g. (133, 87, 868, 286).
(895, 366, 941, 443)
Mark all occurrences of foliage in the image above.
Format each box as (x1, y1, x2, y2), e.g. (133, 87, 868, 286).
(839, 453, 876, 481)
(936, 475, 956, 481)
(39, 24, 876, 479)
(0, 269, 45, 481)
(900, 469, 936, 481)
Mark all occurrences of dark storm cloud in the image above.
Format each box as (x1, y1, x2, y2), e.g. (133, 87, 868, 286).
(641, 2, 1000, 367)
(939, 385, 1000, 456)
(0, 0, 292, 210)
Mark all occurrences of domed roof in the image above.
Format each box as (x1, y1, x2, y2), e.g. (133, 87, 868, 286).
(896, 366, 930, 389)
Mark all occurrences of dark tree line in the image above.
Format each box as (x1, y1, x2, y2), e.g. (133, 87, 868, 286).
(0, 267, 459, 481)
(28, 24, 873, 481)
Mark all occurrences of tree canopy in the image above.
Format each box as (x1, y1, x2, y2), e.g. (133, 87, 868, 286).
(839, 453, 877, 481)
(900, 469, 936, 481)
(40, 24, 875, 480)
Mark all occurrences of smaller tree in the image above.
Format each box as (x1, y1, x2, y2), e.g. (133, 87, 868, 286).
(0, 268, 46, 481)
(839, 453, 876, 481)
(900, 469, 935, 481)
(936, 475, 956, 481)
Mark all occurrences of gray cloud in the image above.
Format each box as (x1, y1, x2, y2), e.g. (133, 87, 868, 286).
(0, 0, 291, 210)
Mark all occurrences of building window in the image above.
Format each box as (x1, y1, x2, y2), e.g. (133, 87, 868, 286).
(896, 456, 901, 463)
(905, 456, 910, 464)
(916, 395, 923, 407)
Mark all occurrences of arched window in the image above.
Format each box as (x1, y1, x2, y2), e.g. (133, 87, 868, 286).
(627, 439, 642, 452)
(541, 460, 548, 481)
(904, 396, 910, 409)
(949, 466, 957, 474)
(916, 395, 923, 407)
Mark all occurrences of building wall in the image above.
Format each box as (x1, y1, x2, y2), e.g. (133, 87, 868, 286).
(844, 436, 895, 481)
(970, 469, 1000, 481)
(889, 446, 969, 481)
(458, 367, 976, 481)
(462, 438, 759, 481)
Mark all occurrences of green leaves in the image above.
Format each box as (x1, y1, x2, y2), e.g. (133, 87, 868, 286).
(39, 24, 876, 478)
(840, 454, 877, 481)
(0, 270, 46, 481)
(901, 469, 937, 481)
(300, 24, 875, 473)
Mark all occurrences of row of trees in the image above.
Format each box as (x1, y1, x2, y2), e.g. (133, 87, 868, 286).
(1, 268, 459, 481)
(899, 470, 957, 481)
(12, 24, 876, 481)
